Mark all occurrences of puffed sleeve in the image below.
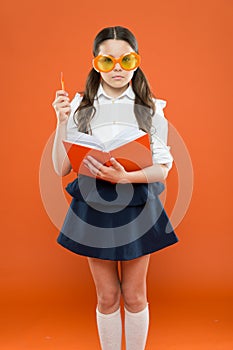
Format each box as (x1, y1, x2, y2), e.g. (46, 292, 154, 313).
(151, 99, 173, 171)
(66, 93, 82, 141)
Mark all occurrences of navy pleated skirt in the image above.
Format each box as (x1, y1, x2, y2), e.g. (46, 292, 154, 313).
(57, 175, 178, 261)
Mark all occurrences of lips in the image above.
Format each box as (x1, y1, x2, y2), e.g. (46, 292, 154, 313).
(112, 75, 124, 79)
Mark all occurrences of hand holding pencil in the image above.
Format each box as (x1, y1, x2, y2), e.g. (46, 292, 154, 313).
(52, 72, 71, 124)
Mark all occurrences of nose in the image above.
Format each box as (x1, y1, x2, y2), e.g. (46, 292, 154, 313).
(113, 62, 122, 71)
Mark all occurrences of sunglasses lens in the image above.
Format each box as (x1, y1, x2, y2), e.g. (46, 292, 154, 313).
(121, 53, 139, 70)
(96, 56, 114, 72)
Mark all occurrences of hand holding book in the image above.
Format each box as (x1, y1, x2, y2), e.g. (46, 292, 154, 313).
(62, 127, 153, 178)
(83, 155, 130, 183)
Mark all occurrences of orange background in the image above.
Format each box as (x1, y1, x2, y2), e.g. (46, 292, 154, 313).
(1, 0, 233, 349)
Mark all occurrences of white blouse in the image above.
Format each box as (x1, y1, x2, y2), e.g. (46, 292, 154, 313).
(66, 84, 173, 170)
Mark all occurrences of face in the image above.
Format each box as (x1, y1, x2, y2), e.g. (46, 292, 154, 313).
(95, 39, 137, 92)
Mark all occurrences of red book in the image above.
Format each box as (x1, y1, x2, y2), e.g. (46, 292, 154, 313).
(62, 128, 153, 177)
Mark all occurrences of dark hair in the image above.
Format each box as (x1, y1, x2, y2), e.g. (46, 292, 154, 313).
(74, 26, 156, 134)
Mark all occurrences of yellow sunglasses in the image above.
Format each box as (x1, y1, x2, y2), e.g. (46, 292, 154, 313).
(93, 52, 141, 73)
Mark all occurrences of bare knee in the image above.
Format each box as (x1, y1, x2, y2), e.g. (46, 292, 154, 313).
(122, 285, 147, 312)
(97, 286, 121, 314)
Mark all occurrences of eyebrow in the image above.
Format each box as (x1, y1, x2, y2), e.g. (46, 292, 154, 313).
(100, 53, 115, 57)
(100, 53, 129, 57)
(99, 51, 132, 57)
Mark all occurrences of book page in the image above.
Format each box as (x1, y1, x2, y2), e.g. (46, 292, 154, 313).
(103, 127, 146, 151)
(64, 131, 105, 151)
(64, 127, 147, 152)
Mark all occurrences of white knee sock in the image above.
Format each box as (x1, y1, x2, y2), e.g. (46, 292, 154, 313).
(124, 303, 149, 350)
(96, 306, 122, 350)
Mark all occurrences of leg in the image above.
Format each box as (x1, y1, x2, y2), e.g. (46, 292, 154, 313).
(87, 257, 121, 313)
(87, 257, 122, 350)
(121, 254, 150, 350)
(121, 254, 150, 313)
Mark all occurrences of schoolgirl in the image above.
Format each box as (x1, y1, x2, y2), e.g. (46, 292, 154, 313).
(52, 26, 178, 350)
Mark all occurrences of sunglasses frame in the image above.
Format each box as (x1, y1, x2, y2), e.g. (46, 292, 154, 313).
(93, 52, 141, 73)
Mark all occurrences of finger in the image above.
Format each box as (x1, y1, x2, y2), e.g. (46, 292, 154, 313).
(60, 106, 71, 114)
(86, 155, 104, 170)
(54, 96, 70, 104)
(83, 159, 100, 176)
(52, 98, 69, 109)
(58, 100, 71, 108)
(52, 100, 70, 112)
(110, 157, 123, 170)
(55, 90, 69, 98)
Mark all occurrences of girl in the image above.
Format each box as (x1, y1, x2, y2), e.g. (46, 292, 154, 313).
(52, 26, 178, 350)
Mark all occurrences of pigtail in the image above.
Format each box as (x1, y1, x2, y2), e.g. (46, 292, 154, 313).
(73, 68, 100, 134)
(132, 67, 156, 134)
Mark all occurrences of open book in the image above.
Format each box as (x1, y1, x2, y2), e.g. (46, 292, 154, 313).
(62, 127, 153, 177)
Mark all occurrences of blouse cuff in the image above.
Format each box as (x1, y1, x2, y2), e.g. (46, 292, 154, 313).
(151, 135, 173, 171)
